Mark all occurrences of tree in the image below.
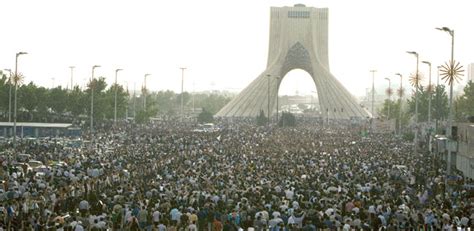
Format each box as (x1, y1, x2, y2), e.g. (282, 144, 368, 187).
(176, 92, 190, 108)
(34, 87, 49, 122)
(407, 85, 448, 122)
(378, 99, 398, 120)
(431, 85, 449, 121)
(154, 90, 177, 116)
(0, 72, 9, 119)
(18, 82, 39, 121)
(67, 86, 87, 119)
(85, 77, 108, 121)
(197, 108, 214, 123)
(256, 110, 268, 126)
(103, 84, 129, 120)
(194, 93, 232, 115)
(378, 99, 410, 131)
(48, 86, 68, 115)
(278, 112, 296, 127)
(455, 81, 474, 121)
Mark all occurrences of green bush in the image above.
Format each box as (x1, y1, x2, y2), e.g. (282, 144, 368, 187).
(402, 132, 415, 141)
(197, 108, 214, 123)
(256, 110, 268, 126)
(278, 112, 296, 127)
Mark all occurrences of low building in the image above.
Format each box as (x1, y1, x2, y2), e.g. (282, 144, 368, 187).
(0, 122, 81, 138)
(455, 123, 474, 179)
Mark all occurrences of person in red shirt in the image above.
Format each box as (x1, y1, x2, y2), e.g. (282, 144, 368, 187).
(213, 218, 223, 231)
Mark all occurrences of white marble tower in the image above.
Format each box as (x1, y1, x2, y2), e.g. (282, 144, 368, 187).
(217, 4, 370, 119)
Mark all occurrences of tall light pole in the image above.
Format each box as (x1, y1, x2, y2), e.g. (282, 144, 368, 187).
(114, 69, 123, 124)
(90, 65, 100, 138)
(384, 77, 391, 119)
(422, 61, 433, 155)
(13, 52, 28, 149)
(435, 65, 441, 134)
(436, 26, 455, 185)
(69, 66, 75, 91)
(396, 73, 403, 135)
(180, 68, 186, 122)
(407, 51, 420, 154)
(422, 61, 432, 124)
(143, 74, 150, 112)
(369, 70, 377, 118)
(437, 65, 441, 86)
(3, 69, 12, 123)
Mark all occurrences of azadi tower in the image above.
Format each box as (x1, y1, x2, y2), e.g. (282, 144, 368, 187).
(216, 4, 370, 119)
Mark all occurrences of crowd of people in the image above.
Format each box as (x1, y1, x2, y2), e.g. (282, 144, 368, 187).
(0, 119, 472, 230)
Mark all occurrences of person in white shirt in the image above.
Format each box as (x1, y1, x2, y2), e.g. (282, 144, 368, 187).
(153, 209, 161, 225)
(188, 221, 198, 231)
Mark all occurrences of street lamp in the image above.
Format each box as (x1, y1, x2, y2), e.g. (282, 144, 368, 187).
(180, 68, 186, 122)
(369, 70, 377, 118)
(69, 66, 75, 91)
(422, 61, 432, 124)
(396, 73, 403, 135)
(422, 60, 433, 156)
(384, 77, 391, 119)
(3, 69, 12, 123)
(407, 51, 420, 155)
(13, 52, 28, 148)
(114, 68, 123, 124)
(90, 65, 100, 138)
(437, 65, 441, 86)
(143, 74, 151, 112)
(436, 26, 455, 186)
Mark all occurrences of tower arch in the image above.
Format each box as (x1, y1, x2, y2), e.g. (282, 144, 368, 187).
(216, 4, 370, 119)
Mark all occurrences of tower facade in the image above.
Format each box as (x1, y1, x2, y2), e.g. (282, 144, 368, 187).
(216, 4, 370, 119)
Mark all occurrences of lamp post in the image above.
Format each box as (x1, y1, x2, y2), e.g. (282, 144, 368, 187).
(180, 68, 186, 123)
(143, 74, 151, 112)
(69, 66, 75, 91)
(90, 65, 100, 138)
(436, 26, 455, 187)
(436, 65, 442, 133)
(437, 65, 441, 86)
(369, 70, 377, 117)
(384, 77, 391, 119)
(422, 61, 433, 124)
(114, 69, 123, 124)
(407, 51, 419, 154)
(3, 69, 12, 123)
(13, 52, 28, 149)
(422, 61, 433, 155)
(396, 73, 403, 135)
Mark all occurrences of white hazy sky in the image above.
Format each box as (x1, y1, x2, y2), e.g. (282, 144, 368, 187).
(1, 0, 473, 97)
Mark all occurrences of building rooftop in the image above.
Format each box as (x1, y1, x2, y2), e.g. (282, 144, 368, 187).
(0, 122, 72, 128)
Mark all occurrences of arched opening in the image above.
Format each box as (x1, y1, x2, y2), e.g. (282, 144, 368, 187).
(278, 69, 319, 115)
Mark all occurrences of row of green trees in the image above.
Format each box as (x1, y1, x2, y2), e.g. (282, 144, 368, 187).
(378, 82, 474, 129)
(0, 71, 232, 123)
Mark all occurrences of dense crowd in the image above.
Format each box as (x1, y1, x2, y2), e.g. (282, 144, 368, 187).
(0, 120, 472, 230)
